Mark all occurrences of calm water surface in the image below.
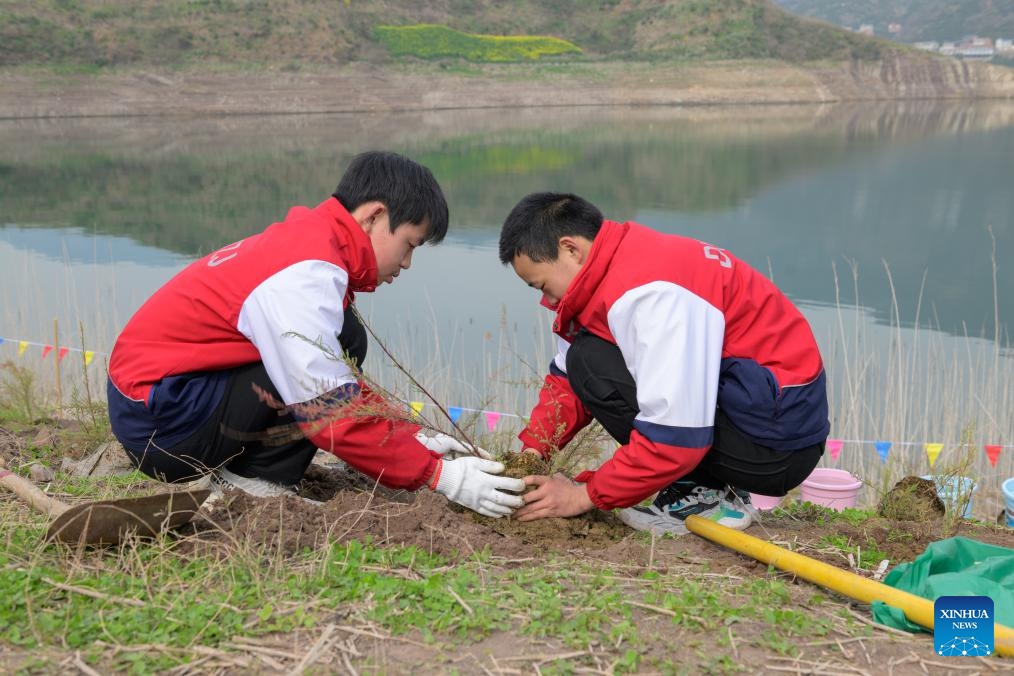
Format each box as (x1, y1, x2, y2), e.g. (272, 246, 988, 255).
(2, 102, 1013, 488)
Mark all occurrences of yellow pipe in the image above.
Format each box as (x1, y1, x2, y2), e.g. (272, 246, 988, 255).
(685, 514, 1014, 658)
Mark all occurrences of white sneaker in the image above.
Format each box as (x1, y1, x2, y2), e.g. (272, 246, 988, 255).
(210, 468, 297, 498)
(618, 480, 753, 536)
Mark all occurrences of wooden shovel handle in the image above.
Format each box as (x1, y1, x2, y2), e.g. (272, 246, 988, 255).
(0, 463, 69, 517)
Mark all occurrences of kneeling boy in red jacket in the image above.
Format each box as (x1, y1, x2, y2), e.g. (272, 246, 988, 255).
(499, 192, 828, 534)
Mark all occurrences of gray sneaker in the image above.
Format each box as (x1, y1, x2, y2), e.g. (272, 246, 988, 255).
(210, 468, 298, 498)
(618, 480, 753, 536)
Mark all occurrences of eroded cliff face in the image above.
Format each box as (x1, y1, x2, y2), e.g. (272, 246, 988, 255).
(0, 57, 1010, 119)
(812, 55, 1014, 101)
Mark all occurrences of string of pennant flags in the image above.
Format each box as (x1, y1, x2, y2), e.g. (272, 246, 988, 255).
(407, 401, 523, 434)
(2, 334, 1011, 469)
(407, 400, 1012, 469)
(0, 336, 105, 365)
(823, 438, 1008, 469)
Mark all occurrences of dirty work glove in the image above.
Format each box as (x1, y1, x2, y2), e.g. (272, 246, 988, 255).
(415, 431, 493, 460)
(430, 457, 525, 518)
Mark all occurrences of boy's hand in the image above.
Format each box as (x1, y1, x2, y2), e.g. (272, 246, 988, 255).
(431, 457, 524, 518)
(515, 473, 594, 521)
(416, 431, 493, 459)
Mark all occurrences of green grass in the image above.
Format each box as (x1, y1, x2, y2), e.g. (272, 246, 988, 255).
(774, 500, 877, 526)
(2, 532, 496, 671)
(818, 534, 889, 570)
(0, 510, 848, 673)
(374, 24, 582, 62)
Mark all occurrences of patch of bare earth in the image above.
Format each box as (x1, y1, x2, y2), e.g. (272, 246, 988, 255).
(167, 462, 1014, 673)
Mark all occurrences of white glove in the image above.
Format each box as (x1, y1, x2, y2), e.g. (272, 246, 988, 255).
(415, 431, 493, 460)
(431, 457, 525, 518)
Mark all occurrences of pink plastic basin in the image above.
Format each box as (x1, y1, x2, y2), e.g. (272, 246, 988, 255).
(799, 468, 862, 512)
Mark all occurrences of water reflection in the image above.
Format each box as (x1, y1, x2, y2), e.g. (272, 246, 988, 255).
(1, 101, 1011, 345)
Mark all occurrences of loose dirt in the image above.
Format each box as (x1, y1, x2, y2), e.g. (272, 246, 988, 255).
(182, 462, 1014, 572)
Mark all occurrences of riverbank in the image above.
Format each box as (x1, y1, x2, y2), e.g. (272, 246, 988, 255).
(2, 57, 1013, 119)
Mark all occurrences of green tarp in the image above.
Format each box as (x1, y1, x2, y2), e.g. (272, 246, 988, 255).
(872, 537, 1014, 632)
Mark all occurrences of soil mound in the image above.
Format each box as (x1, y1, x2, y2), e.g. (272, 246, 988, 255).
(877, 475, 946, 521)
(181, 462, 641, 562)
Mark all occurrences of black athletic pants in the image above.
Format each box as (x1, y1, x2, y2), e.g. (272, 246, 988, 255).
(564, 331, 823, 497)
(131, 305, 368, 486)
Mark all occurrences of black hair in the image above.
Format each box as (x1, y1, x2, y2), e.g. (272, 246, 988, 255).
(333, 151, 449, 244)
(498, 192, 604, 264)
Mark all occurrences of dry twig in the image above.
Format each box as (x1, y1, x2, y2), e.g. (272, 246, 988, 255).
(287, 622, 337, 675)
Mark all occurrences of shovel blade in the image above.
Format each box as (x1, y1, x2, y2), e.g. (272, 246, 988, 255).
(46, 489, 210, 546)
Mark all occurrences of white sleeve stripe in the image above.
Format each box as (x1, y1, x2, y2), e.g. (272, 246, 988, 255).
(607, 281, 725, 430)
(237, 260, 357, 405)
(552, 336, 570, 374)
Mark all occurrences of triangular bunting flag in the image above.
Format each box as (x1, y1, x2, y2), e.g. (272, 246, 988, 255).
(57, 347, 69, 362)
(984, 444, 1002, 468)
(0, 337, 5, 345)
(41, 345, 53, 359)
(409, 401, 424, 417)
(827, 438, 843, 461)
(84, 350, 95, 366)
(448, 406, 462, 424)
(924, 442, 943, 468)
(874, 441, 891, 464)
(18, 341, 27, 356)
(484, 411, 501, 431)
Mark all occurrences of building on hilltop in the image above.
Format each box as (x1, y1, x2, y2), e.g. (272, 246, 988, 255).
(953, 36, 995, 60)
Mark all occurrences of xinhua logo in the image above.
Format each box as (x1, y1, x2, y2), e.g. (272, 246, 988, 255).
(934, 596, 994, 656)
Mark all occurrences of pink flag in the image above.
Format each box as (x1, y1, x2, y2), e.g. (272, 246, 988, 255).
(984, 444, 1002, 468)
(57, 347, 69, 362)
(484, 411, 501, 431)
(41, 344, 53, 359)
(827, 438, 843, 461)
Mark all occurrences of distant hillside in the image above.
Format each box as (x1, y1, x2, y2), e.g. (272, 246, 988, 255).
(1, 0, 906, 69)
(772, 0, 1014, 42)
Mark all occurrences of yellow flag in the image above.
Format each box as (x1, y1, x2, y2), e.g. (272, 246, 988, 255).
(409, 401, 424, 417)
(924, 443, 943, 468)
(84, 351, 94, 366)
(18, 341, 27, 356)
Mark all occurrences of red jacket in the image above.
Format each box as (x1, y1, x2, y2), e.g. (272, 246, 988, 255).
(518, 221, 828, 509)
(108, 198, 439, 489)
